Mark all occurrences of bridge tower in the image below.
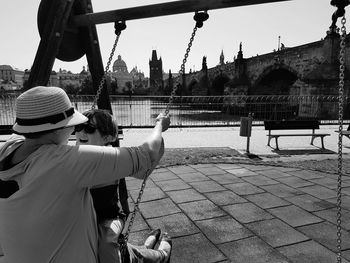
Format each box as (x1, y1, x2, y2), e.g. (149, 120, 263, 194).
(149, 50, 163, 95)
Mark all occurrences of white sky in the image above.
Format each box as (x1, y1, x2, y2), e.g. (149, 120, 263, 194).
(0, 0, 345, 76)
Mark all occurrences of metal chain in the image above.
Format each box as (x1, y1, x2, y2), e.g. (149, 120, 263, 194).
(91, 32, 122, 109)
(337, 15, 346, 263)
(165, 26, 198, 114)
(122, 169, 150, 243)
(122, 17, 205, 244)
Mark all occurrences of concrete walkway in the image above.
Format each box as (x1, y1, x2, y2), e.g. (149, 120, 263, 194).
(121, 125, 350, 263)
(126, 162, 350, 263)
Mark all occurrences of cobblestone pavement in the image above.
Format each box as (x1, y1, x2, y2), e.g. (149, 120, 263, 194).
(126, 162, 350, 263)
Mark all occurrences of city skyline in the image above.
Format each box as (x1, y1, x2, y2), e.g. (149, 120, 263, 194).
(0, 0, 344, 76)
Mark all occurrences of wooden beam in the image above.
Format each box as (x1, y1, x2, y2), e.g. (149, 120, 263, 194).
(27, 0, 75, 89)
(72, 0, 291, 26)
(74, 0, 113, 113)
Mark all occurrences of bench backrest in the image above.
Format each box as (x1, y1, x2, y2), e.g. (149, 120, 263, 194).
(264, 120, 320, 130)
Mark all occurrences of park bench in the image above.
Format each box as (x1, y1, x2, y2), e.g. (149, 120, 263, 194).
(335, 124, 350, 139)
(264, 120, 330, 150)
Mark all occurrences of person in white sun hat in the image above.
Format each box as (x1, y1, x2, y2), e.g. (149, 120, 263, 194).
(0, 86, 170, 263)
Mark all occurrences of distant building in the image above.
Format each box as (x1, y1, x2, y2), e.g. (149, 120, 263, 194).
(58, 67, 88, 89)
(130, 66, 149, 94)
(0, 65, 24, 90)
(23, 69, 59, 87)
(110, 55, 134, 93)
(149, 50, 163, 94)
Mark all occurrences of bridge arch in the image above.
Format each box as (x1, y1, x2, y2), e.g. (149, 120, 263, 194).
(251, 64, 298, 95)
(188, 78, 199, 95)
(209, 73, 230, 95)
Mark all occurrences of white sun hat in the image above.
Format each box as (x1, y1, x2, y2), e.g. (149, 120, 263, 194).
(13, 86, 88, 134)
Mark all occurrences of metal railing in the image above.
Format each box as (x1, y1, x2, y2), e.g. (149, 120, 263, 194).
(1, 94, 349, 128)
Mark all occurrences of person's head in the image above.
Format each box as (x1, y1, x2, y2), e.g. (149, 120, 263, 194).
(13, 86, 88, 144)
(75, 109, 118, 146)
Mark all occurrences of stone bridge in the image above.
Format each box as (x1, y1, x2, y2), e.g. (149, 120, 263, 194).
(168, 28, 350, 98)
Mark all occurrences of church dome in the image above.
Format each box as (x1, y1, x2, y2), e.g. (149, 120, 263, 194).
(113, 55, 128, 73)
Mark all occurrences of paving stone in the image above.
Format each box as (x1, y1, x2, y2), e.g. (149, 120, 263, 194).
(189, 163, 215, 168)
(129, 186, 166, 202)
(214, 163, 242, 170)
(239, 164, 277, 171)
(313, 208, 350, 230)
(126, 178, 157, 190)
(308, 177, 339, 189)
(147, 213, 199, 238)
(168, 165, 197, 174)
(327, 195, 350, 211)
(152, 168, 169, 173)
(342, 250, 350, 262)
(125, 212, 149, 232)
(299, 185, 337, 199)
(226, 168, 259, 177)
(223, 203, 274, 223)
(205, 190, 247, 206)
(175, 172, 209, 182)
(268, 205, 323, 227)
(259, 169, 292, 179)
(208, 173, 244, 185)
(278, 240, 350, 263)
(247, 219, 309, 248)
(218, 236, 291, 263)
(245, 193, 290, 209)
(155, 178, 191, 192)
(286, 170, 324, 180)
(179, 200, 226, 221)
(167, 188, 206, 204)
(297, 221, 350, 252)
(195, 166, 227, 175)
(242, 175, 279, 186)
(342, 187, 350, 196)
(273, 167, 301, 172)
(172, 233, 226, 263)
(284, 194, 335, 212)
(153, 167, 169, 173)
(189, 180, 226, 193)
(139, 198, 181, 219)
(150, 170, 178, 181)
(225, 182, 265, 195)
(275, 176, 315, 188)
(195, 215, 253, 244)
(261, 184, 304, 198)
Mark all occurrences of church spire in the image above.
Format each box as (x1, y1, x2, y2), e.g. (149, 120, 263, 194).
(219, 49, 225, 65)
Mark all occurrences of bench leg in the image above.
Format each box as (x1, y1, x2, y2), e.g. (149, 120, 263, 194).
(321, 137, 325, 149)
(310, 136, 315, 146)
(267, 136, 271, 147)
(275, 137, 279, 150)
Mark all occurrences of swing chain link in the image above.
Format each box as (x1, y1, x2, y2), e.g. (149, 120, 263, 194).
(165, 26, 198, 115)
(337, 15, 346, 263)
(165, 11, 208, 115)
(122, 169, 150, 243)
(122, 12, 209, 244)
(92, 21, 126, 109)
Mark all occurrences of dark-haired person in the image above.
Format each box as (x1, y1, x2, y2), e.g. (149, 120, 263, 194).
(75, 109, 171, 263)
(0, 86, 170, 263)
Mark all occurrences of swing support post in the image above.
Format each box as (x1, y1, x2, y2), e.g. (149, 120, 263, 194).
(71, 0, 291, 26)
